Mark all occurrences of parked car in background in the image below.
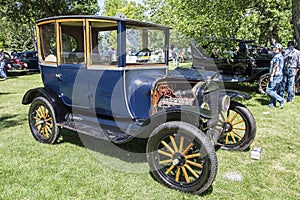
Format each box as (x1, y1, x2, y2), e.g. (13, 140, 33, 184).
(19, 50, 39, 71)
(191, 38, 273, 94)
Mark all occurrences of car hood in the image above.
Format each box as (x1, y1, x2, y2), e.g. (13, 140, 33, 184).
(167, 67, 219, 81)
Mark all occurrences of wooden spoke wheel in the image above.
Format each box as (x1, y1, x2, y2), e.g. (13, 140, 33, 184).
(217, 101, 256, 151)
(258, 73, 270, 95)
(28, 97, 60, 144)
(147, 121, 217, 194)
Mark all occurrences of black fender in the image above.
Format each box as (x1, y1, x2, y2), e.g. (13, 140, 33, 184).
(137, 105, 215, 139)
(22, 87, 69, 122)
(220, 89, 251, 100)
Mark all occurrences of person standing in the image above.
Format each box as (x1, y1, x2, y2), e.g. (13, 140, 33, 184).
(0, 56, 7, 80)
(266, 43, 286, 108)
(280, 41, 300, 102)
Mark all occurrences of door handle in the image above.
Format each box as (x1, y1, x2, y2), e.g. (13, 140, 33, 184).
(55, 73, 62, 81)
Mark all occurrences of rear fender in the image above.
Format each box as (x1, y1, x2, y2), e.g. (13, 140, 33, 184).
(22, 87, 69, 122)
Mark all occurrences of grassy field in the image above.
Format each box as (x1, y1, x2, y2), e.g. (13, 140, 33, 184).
(0, 73, 299, 199)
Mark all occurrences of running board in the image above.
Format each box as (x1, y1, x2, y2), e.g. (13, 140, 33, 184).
(58, 120, 134, 144)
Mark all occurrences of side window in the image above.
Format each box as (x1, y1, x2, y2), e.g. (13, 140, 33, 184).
(39, 23, 57, 62)
(89, 21, 118, 66)
(60, 22, 84, 64)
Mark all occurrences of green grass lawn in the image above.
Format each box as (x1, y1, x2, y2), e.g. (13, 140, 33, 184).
(0, 74, 299, 199)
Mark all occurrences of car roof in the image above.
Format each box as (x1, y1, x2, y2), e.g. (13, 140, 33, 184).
(36, 15, 171, 30)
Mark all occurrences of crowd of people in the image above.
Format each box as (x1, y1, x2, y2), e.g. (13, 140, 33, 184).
(266, 41, 300, 108)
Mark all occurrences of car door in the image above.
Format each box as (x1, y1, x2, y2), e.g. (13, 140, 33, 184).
(56, 20, 90, 108)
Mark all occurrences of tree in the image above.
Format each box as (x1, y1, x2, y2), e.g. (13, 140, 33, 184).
(0, 0, 99, 51)
(292, 0, 300, 48)
(146, 0, 292, 48)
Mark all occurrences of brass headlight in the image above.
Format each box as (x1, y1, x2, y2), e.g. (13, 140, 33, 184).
(221, 95, 230, 112)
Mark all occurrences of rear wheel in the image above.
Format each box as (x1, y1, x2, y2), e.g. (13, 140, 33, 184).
(147, 121, 217, 194)
(28, 97, 60, 144)
(258, 73, 270, 95)
(218, 101, 256, 151)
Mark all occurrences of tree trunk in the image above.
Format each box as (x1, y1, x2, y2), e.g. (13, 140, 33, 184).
(29, 19, 37, 51)
(293, 0, 300, 48)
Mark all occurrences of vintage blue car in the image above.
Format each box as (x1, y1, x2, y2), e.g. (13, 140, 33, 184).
(22, 16, 256, 194)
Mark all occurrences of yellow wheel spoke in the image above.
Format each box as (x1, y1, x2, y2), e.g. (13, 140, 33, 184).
(158, 150, 173, 158)
(161, 141, 175, 154)
(41, 127, 45, 137)
(181, 166, 190, 183)
(182, 143, 194, 155)
(46, 122, 53, 128)
(225, 133, 229, 144)
(185, 152, 201, 159)
(170, 136, 178, 152)
(230, 132, 237, 143)
(44, 126, 50, 138)
(227, 112, 238, 123)
(186, 160, 203, 169)
(232, 129, 243, 138)
(44, 117, 52, 122)
(232, 119, 244, 126)
(45, 108, 49, 118)
(233, 127, 246, 131)
(185, 164, 199, 179)
(179, 136, 184, 152)
(37, 124, 42, 133)
(175, 167, 181, 182)
(35, 109, 42, 118)
(34, 116, 41, 120)
(159, 159, 173, 165)
(165, 164, 175, 175)
(39, 106, 45, 118)
(45, 124, 52, 135)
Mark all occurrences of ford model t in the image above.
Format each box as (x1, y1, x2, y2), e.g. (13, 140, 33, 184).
(22, 16, 256, 194)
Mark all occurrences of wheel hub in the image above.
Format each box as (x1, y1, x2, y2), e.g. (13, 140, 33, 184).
(172, 152, 186, 166)
(223, 122, 233, 133)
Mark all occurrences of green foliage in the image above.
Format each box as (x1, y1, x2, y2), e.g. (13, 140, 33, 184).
(147, 0, 293, 48)
(103, 0, 147, 20)
(0, 0, 100, 51)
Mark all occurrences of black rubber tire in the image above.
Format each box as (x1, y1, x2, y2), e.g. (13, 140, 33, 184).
(28, 97, 60, 144)
(258, 73, 270, 95)
(218, 100, 256, 151)
(147, 121, 217, 194)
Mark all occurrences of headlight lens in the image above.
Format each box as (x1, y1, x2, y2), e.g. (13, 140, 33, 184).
(221, 95, 230, 112)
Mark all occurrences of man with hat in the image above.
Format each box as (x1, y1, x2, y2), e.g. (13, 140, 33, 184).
(266, 43, 286, 108)
(280, 41, 300, 102)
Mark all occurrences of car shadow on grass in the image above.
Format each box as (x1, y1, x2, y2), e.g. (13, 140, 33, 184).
(60, 129, 148, 163)
(0, 114, 24, 128)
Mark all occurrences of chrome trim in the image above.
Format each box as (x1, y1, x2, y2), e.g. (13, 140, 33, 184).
(122, 70, 135, 119)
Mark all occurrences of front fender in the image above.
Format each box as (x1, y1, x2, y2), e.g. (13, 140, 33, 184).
(221, 89, 251, 100)
(22, 87, 69, 122)
(138, 105, 215, 139)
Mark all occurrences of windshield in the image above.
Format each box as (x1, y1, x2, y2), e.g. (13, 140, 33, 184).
(126, 26, 166, 64)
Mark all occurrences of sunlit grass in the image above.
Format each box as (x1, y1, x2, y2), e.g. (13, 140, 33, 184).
(0, 74, 299, 199)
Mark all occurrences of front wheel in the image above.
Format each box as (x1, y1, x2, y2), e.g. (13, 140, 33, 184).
(28, 97, 60, 144)
(147, 121, 218, 194)
(217, 101, 256, 151)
